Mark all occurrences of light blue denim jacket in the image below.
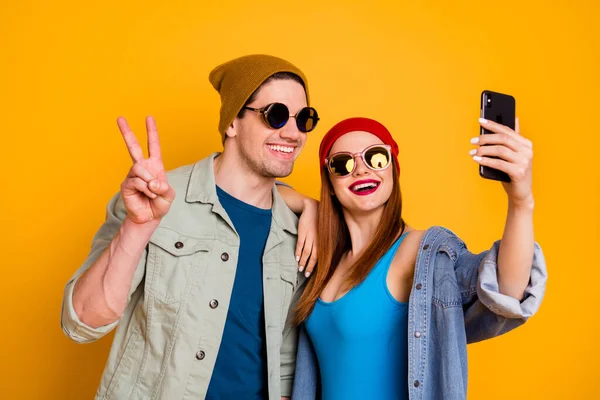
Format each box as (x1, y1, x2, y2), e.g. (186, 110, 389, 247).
(291, 226, 547, 400)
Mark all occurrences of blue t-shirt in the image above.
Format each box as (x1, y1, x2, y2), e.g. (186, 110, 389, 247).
(206, 186, 272, 399)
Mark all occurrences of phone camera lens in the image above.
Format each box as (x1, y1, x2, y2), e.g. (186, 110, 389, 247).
(486, 95, 492, 108)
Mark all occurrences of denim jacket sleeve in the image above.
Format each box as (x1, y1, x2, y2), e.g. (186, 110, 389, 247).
(455, 240, 548, 343)
(291, 324, 319, 400)
(60, 192, 147, 343)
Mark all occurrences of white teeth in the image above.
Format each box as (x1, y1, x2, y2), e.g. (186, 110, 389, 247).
(268, 145, 294, 153)
(352, 182, 378, 191)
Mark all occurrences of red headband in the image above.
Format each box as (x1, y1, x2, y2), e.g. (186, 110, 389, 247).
(319, 117, 400, 172)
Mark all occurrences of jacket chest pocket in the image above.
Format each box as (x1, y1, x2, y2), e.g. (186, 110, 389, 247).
(147, 227, 212, 304)
(432, 247, 462, 309)
(280, 266, 299, 326)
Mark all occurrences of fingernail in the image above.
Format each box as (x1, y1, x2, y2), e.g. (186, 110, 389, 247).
(296, 255, 300, 262)
(470, 137, 480, 144)
(305, 271, 311, 278)
(469, 149, 477, 156)
(473, 156, 483, 162)
(150, 181, 159, 190)
(479, 118, 488, 124)
(299, 266, 304, 272)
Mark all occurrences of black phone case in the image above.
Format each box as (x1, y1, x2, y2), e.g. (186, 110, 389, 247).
(480, 90, 515, 183)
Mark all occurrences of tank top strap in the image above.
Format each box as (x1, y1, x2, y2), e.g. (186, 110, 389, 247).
(370, 231, 410, 279)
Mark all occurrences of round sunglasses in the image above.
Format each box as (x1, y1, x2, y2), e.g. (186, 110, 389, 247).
(243, 102, 319, 133)
(326, 144, 392, 177)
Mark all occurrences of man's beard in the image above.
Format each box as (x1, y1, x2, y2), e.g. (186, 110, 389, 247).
(239, 143, 295, 178)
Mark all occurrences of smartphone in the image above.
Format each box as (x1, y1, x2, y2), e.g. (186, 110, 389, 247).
(479, 90, 515, 183)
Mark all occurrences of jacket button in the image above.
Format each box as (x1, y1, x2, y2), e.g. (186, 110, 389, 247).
(221, 252, 229, 262)
(174, 241, 184, 249)
(423, 244, 429, 250)
(195, 350, 205, 360)
(414, 331, 421, 338)
(416, 283, 422, 290)
(414, 380, 420, 387)
(209, 299, 219, 309)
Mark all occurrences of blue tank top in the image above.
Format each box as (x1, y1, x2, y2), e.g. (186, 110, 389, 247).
(305, 233, 410, 400)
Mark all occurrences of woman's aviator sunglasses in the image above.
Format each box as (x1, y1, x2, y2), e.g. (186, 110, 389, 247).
(326, 144, 392, 177)
(243, 102, 320, 133)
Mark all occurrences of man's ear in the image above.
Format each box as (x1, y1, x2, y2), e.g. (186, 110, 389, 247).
(225, 118, 238, 139)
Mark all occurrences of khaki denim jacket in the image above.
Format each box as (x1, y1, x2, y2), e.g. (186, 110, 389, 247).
(61, 153, 306, 399)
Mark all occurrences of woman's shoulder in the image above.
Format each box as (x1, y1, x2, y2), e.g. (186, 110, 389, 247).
(403, 227, 426, 246)
(390, 227, 425, 268)
(390, 226, 466, 272)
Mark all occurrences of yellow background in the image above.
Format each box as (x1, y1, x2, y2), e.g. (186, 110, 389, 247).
(1, 0, 598, 399)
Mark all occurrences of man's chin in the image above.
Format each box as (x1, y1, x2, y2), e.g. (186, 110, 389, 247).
(264, 163, 294, 179)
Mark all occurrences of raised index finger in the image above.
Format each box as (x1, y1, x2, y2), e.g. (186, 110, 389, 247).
(117, 116, 144, 163)
(146, 116, 162, 160)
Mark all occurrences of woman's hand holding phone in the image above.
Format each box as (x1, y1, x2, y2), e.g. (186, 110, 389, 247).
(470, 116, 534, 208)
